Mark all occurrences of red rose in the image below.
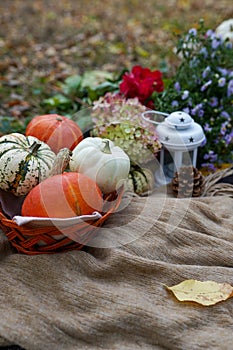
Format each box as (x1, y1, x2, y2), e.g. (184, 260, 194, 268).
(119, 65, 164, 107)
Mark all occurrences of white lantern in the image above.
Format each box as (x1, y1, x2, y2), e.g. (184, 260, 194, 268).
(142, 110, 206, 185)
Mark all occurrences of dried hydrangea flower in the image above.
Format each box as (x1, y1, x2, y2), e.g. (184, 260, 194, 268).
(91, 93, 161, 164)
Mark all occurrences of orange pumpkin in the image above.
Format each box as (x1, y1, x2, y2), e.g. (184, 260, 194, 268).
(21, 172, 103, 218)
(26, 114, 83, 154)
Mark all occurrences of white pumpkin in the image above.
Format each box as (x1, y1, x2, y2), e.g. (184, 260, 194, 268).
(215, 19, 233, 44)
(0, 133, 56, 196)
(69, 137, 130, 194)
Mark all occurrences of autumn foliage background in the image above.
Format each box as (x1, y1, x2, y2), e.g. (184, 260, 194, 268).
(0, 0, 231, 117)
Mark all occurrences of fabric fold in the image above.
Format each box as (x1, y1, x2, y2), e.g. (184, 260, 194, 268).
(0, 190, 232, 350)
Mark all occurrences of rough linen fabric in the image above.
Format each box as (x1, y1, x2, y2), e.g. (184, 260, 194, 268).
(0, 189, 232, 350)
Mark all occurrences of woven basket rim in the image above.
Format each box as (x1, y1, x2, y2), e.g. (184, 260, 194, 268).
(0, 187, 124, 254)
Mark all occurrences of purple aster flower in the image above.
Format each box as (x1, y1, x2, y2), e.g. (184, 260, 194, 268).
(217, 67, 228, 76)
(201, 137, 207, 146)
(174, 82, 181, 92)
(227, 79, 233, 97)
(188, 99, 193, 107)
(199, 47, 208, 58)
(181, 90, 189, 100)
(212, 38, 220, 49)
(204, 123, 212, 132)
(203, 150, 218, 162)
(205, 29, 214, 38)
(201, 80, 212, 91)
(220, 121, 228, 136)
(182, 107, 190, 114)
(209, 97, 218, 107)
(202, 66, 211, 78)
(191, 108, 196, 116)
(225, 131, 233, 145)
(210, 151, 218, 162)
(218, 77, 226, 87)
(171, 100, 179, 108)
(191, 103, 203, 116)
(188, 28, 197, 36)
(221, 111, 230, 120)
(198, 109, 204, 118)
(201, 162, 217, 171)
(203, 154, 210, 160)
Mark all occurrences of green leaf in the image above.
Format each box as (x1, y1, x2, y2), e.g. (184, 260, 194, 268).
(42, 94, 72, 109)
(62, 75, 82, 95)
(87, 81, 119, 101)
(93, 81, 119, 92)
(81, 70, 114, 88)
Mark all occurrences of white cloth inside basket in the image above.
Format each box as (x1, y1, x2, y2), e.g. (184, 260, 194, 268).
(0, 189, 102, 228)
(12, 211, 102, 228)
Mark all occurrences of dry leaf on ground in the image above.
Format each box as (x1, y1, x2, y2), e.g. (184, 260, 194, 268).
(166, 279, 233, 306)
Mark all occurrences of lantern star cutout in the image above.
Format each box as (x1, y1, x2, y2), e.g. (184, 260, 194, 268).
(180, 117, 185, 122)
(189, 137, 194, 142)
(164, 136, 170, 141)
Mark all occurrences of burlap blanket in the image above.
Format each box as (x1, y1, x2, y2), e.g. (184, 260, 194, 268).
(0, 171, 233, 350)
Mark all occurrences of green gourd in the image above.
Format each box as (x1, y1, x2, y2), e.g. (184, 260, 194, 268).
(127, 165, 155, 196)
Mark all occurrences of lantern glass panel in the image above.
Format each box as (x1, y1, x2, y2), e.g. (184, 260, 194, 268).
(163, 149, 175, 178)
(182, 150, 194, 166)
(162, 149, 195, 179)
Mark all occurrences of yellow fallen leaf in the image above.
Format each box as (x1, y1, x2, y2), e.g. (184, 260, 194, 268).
(177, 0, 191, 9)
(166, 279, 233, 306)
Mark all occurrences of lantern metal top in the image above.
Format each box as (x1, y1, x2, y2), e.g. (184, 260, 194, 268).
(165, 111, 193, 130)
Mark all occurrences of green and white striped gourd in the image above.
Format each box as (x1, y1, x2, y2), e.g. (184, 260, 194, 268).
(127, 165, 155, 196)
(0, 133, 56, 196)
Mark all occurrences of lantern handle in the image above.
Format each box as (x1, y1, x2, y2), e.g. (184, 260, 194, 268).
(141, 110, 169, 125)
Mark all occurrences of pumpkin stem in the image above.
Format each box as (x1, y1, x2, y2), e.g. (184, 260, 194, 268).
(29, 141, 41, 155)
(102, 140, 112, 154)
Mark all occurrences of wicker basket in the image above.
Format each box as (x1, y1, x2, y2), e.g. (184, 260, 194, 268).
(0, 189, 123, 255)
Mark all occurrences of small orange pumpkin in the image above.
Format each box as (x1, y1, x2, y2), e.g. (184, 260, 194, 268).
(26, 114, 83, 154)
(21, 172, 103, 218)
